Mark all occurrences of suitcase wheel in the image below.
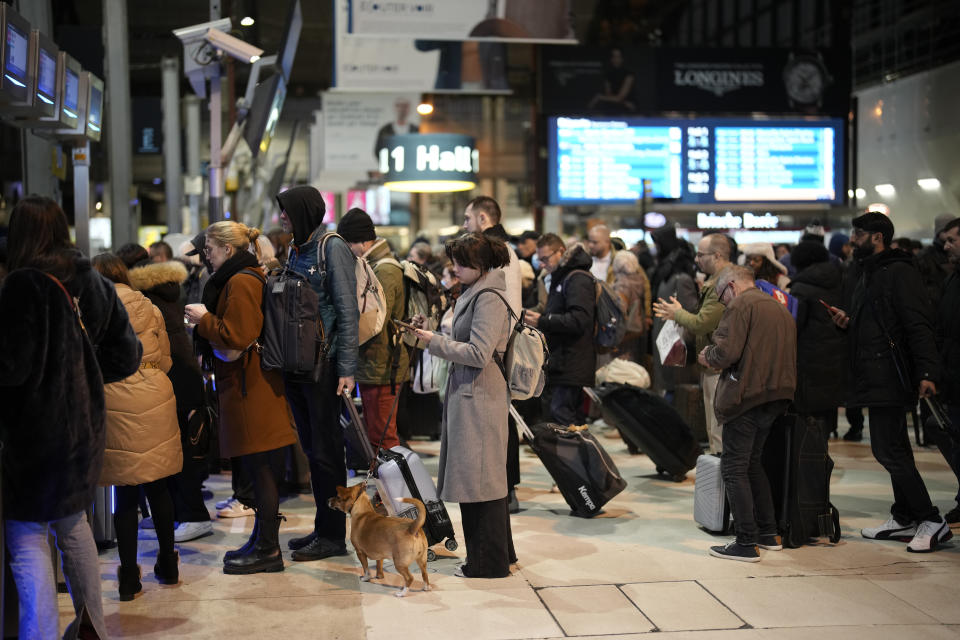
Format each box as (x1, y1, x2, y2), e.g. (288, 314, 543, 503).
(444, 538, 458, 552)
(671, 474, 686, 483)
(427, 548, 437, 562)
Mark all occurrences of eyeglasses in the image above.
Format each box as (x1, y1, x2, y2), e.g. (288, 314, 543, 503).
(538, 251, 558, 262)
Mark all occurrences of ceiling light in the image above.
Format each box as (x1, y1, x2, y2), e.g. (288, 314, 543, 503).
(384, 180, 475, 193)
(917, 178, 941, 191)
(874, 183, 896, 197)
(855, 188, 867, 199)
(416, 102, 434, 116)
(240, 16, 255, 27)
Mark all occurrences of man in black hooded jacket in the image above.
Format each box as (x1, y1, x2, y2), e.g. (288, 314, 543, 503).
(277, 186, 360, 561)
(830, 212, 949, 552)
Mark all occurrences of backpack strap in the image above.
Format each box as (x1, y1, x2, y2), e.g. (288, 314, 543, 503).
(561, 268, 599, 300)
(467, 287, 518, 384)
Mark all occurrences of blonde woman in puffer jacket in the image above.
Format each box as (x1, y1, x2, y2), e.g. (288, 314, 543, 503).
(92, 253, 183, 602)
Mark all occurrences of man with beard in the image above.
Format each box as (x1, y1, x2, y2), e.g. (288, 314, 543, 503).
(934, 218, 960, 525)
(829, 212, 949, 552)
(278, 186, 359, 561)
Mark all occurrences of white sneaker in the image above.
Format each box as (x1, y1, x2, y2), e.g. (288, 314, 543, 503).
(217, 498, 254, 519)
(906, 519, 953, 553)
(861, 516, 917, 540)
(173, 521, 214, 542)
(214, 497, 233, 510)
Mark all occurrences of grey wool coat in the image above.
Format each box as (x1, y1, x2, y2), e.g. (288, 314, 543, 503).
(428, 269, 512, 503)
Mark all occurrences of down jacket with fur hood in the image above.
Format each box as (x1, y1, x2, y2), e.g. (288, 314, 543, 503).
(101, 283, 183, 485)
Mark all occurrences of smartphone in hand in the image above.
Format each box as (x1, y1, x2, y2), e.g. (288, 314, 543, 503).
(394, 319, 419, 333)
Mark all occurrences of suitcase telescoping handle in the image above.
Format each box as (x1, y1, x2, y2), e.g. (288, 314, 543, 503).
(340, 389, 376, 465)
(509, 404, 535, 441)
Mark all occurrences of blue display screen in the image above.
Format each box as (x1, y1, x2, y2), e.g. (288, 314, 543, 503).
(88, 85, 102, 126)
(63, 68, 79, 115)
(5, 23, 28, 80)
(547, 116, 844, 205)
(37, 49, 56, 99)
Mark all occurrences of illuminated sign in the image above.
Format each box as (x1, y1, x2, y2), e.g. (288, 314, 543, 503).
(696, 211, 780, 230)
(380, 133, 478, 193)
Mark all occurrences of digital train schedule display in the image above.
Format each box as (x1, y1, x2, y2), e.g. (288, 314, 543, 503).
(547, 116, 843, 206)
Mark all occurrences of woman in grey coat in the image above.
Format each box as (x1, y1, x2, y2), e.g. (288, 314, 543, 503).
(408, 233, 514, 578)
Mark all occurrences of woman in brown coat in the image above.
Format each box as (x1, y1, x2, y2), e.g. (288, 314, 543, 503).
(185, 221, 296, 575)
(92, 253, 183, 600)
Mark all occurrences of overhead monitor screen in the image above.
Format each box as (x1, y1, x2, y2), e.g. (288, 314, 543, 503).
(4, 23, 28, 83)
(63, 67, 79, 117)
(88, 85, 102, 126)
(547, 116, 844, 205)
(37, 48, 57, 103)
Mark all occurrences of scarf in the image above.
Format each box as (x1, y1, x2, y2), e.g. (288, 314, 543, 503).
(195, 250, 261, 370)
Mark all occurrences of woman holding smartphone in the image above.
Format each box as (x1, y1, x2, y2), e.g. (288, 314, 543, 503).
(407, 232, 514, 578)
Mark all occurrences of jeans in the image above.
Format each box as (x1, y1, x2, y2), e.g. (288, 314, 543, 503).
(6, 512, 108, 640)
(721, 401, 788, 545)
(868, 405, 940, 523)
(549, 384, 584, 427)
(285, 361, 346, 541)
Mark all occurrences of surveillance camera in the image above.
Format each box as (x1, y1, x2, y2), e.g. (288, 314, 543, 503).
(205, 29, 264, 64)
(173, 18, 232, 45)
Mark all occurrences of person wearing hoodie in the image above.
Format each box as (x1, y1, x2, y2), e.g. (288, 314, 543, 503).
(276, 186, 360, 562)
(787, 241, 847, 442)
(829, 212, 949, 552)
(129, 257, 212, 542)
(92, 253, 184, 601)
(337, 208, 409, 450)
(2, 195, 141, 640)
(525, 233, 597, 427)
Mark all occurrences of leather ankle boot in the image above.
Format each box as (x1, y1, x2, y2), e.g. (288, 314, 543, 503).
(117, 564, 142, 601)
(223, 514, 284, 575)
(225, 516, 260, 561)
(154, 549, 179, 585)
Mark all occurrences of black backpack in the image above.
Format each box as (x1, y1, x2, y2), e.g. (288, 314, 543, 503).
(259, 266, 325, 381)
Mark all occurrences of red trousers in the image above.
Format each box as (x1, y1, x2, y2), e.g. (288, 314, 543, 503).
(358, 383, 400, 450)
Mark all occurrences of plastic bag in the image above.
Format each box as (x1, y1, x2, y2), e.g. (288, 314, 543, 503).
(656, 319, 687, 367)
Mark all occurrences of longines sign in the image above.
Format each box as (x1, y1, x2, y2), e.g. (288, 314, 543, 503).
(673, 63, 765, 97)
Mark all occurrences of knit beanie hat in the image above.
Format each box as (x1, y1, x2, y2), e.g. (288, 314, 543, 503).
(337, 208, 376, 243)
(828, 233, 848, 258)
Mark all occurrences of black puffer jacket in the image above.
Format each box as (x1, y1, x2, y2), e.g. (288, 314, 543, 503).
(847, 249, 939, 408)
(538, 245, 596, 387)
(129, 260, 205, 413)
(937, 272, 960, 405)
(788, 260, 847, 413)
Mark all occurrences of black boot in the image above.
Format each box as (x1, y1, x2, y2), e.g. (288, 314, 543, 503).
(154, 549, 179, 585)
(223, 514, 284, 575)
(117, 564, 142, 601)
(225, 516, 260, 561)
(843, 427, 863, 442)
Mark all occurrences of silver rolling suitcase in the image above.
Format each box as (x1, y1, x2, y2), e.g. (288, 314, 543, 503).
(693, 454, 730, 533)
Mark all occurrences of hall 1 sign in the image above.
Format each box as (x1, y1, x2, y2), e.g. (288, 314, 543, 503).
(697, 211, 780, 229)
(380, 133, 478, 192)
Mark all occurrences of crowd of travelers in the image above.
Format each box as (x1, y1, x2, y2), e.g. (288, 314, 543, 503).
(1, 189, 958, 636)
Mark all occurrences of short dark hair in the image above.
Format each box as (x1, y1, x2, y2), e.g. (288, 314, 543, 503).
(942, 217, 960, 235)
(517, 230, 540, 243)
(852, 211, 895, 247)
(466, 195, 501, 225)
(445, 232, 510, 271)
(149, 241, 173, 260)
(536, 233, 564, 252)
(116, 243, 149, 269)
(92, 252, 131, 286)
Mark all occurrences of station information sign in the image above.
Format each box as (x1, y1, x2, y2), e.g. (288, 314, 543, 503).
(547, 116, 843, 206)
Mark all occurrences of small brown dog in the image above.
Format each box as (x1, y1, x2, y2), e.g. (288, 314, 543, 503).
(328, 484, 431, 597)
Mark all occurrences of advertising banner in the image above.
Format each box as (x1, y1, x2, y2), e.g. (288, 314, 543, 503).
(334, 1, 510, 92)
(344, 0, 576, 44)
(541, 46, 850, 116)
(322, 92, 422, 173)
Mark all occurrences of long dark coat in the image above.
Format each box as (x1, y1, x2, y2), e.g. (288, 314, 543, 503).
(539, 245, 597, 388)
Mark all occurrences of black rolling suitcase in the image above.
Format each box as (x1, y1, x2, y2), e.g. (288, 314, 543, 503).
(761, 412, 841, 548)
(591, 384, 701, 481)
(510, 406, 626, 518)
(674, 383, 708, 445)
(396, 383, 442, 441)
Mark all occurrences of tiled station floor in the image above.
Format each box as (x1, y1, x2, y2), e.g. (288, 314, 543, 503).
(61, 423, 960, 639)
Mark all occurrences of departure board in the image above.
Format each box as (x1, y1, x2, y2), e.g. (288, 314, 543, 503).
(547, 116, 844, 205)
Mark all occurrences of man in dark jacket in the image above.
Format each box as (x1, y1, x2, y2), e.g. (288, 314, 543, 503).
(787, 241, 847, 442)
(525, 235, 596, 426)
(829, 212, 950, 552)
(278, 186, 360, 561)
(934, 218, 960, 524)
(699, 266, 797, 563)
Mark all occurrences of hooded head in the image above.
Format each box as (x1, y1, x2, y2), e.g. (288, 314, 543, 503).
(828, 232, 848, 258)
(277, 186, 327, 246)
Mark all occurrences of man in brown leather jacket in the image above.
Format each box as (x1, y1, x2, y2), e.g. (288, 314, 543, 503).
(699, 265, 797, 563)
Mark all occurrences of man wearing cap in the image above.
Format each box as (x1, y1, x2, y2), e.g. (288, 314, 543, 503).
(829, 211, 950, 552)
(278, 186, 360, 562)
(337, 208, 409, 451)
